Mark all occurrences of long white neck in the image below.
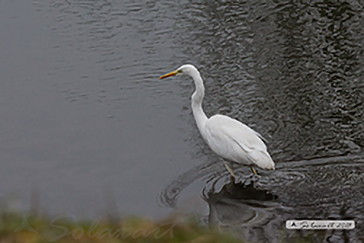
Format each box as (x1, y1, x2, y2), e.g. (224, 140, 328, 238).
(190, 71, 208, 136)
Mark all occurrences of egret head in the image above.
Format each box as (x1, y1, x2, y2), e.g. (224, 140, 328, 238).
(159, 64, 199, 79)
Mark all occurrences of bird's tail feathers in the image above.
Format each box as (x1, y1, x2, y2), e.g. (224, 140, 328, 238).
(250, 150, 275, 170)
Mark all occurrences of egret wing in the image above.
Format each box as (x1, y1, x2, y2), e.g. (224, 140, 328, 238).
(204, 115, 274, 169)
(208, 115, 266, 149)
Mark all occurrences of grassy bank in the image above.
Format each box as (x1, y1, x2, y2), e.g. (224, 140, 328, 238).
(0, 212, 245, 243)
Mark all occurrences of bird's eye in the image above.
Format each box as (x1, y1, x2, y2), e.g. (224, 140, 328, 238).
(178, 70, 183, 73)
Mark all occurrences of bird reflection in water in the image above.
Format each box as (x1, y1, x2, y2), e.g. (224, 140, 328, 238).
(203, 181, 279, 242)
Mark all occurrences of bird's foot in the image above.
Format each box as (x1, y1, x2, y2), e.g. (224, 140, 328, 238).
(230, 174, 237, 184)
(250, 167, 261, 184)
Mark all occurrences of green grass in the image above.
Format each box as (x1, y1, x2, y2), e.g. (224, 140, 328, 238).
(0, 212, 246, 243)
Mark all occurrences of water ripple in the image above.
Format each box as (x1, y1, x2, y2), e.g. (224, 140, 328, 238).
(172, 0, 364, 163)
(160, 155, 364, 241)
(34, 0, 179, 110)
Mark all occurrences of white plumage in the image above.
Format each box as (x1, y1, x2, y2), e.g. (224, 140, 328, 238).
(159, 64, 275, 177)
(204, 115, 274, 170)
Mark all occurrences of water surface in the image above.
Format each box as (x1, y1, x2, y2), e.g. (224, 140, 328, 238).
(0, 0, 363, 241)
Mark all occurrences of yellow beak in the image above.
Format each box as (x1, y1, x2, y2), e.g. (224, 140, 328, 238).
(159, 70, 178, 79)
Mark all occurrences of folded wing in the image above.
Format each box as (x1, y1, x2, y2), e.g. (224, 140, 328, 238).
(204, 114, 274, 170)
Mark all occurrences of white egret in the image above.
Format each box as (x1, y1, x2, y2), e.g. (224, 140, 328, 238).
(159, 64, 275, 179)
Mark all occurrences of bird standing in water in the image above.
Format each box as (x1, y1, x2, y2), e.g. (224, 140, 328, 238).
(159, 64, 275, 180)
